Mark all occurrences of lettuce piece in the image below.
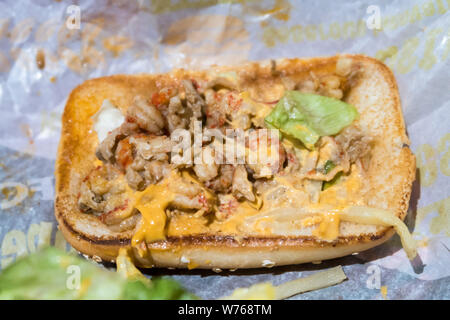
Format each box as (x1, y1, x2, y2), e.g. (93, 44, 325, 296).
(265, 91, 359, 149)
(322, 172, 342, 190)
(323, 160, 336, 174)
(0, 247, 196, 300)
(122, 277, 197, 300)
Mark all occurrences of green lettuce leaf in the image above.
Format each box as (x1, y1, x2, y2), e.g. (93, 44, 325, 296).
(322, 170, 343, 190)
(0, 247, 196, 300)
(323, 160, 336, 174)
(265, 91, 359, 149)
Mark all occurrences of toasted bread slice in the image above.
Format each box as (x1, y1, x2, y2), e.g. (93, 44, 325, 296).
(55, 55, 415, 269)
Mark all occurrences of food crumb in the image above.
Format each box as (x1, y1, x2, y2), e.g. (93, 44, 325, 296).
(36, 49, 45, 70)
(50, 76, 56, 83)
(1, 187, 12, 199)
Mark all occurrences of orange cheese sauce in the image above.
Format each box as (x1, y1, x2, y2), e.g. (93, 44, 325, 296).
(126, 163, 365, 247)
(167, 215, 209, 236)
(130, 173, 178, 245)
(312, 212, 341, 241)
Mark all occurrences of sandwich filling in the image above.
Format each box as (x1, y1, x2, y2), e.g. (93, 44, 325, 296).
(76, 58, 417, 259)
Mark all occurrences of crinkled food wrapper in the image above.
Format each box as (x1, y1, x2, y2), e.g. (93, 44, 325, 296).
(0, 0, 449, 299)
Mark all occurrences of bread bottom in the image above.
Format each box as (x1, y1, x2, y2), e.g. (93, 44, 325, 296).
(58, 216, 394, 268)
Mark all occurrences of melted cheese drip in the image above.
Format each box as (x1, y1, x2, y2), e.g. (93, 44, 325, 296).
(312, 212, 340, 241)
(126, 166, 361, 244)
(301, 216, 323, 228)
(130, 170, 216, 245)
(131, 174, 176, 245)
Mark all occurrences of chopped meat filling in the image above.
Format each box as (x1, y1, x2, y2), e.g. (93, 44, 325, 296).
(82, 64, 371, 231)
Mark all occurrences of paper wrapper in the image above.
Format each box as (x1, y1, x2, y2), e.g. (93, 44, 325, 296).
(0, 0, 449, 299)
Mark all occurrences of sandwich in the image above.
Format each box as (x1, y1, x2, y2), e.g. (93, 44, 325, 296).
(55, 54, 417, 269)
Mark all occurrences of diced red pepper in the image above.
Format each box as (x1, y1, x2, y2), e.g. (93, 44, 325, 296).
(116, 138, 133, 170)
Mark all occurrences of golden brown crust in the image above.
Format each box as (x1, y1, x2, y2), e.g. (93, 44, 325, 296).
(55, 54, 416, 268)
